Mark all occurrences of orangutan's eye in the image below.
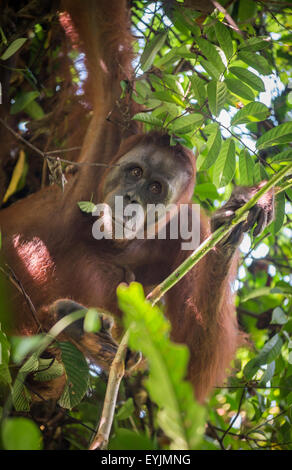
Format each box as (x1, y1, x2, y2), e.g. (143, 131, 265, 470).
(149, 181, 162, 194)
(129, 167, 143, 178)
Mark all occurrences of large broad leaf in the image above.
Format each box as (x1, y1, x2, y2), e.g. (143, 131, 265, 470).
(238, 149, 255, 186)
(213, 138, 236, 188)
(231, 102, 270, 126)
(58, 342, 89, 409)
(229, 66, 265, 92)
(197, 123, 222, 170)
(109, 429, 157, 450)
(207, 80, 227, 116)
(2, 417, 43, 450)
(140, 31, 168, 72)
(214, 21, 234, 60)
(225, 77, 255, 101)
(117, 283, 205, 450)
(256, 122, 292, 149)
(171, 113, 204, 135)
(238, 51, 273, 75)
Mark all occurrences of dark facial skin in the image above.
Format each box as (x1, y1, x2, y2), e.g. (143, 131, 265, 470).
(101, 143, 191, 235)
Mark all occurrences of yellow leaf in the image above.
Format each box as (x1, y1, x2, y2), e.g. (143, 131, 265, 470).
(3, 150, 26, 203)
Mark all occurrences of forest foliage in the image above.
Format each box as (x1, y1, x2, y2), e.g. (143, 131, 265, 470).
(0, 0, 292, 450)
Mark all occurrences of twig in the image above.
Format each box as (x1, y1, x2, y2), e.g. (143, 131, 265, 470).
(211, 0, 244, 37)
(89, 330, 129, 450)
(0, 118, 119, 168)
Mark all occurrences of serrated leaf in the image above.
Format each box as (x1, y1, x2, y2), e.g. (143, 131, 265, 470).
(238, 150, 255, 186)
(214, 21, 234, 60)
(229, 66, 265, 92)
(238, 51, 273, 75)
(3, 150, 27, 203)
(207, 80, 227, 116)
(225, 77, 255, 101)
(171, 113, 203, 135)
(198, 124, 222, 170)
(10, 91, 40, 115)
(231, 102, 269, 126)
(213, 138, 236, 188)
(1, 38, 27, 60)
(140, 31, 168, 72)
(77, 201, 97, 213)
(256, 122, 292, 149)
(58, 342, 89, 409)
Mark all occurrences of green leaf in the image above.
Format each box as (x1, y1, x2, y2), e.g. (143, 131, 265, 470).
(132, 113, 163, 128)
(170, 113, 204, 135)
(0, 38, 27, 60)
(3, 150, 27, 203)
(253, 162, 269, 184)
(116, 398, 135, 421)
(33, 358, 64, 382)
(225, 77, 255, 101)
(256, 122, 292, 149)
(271, 149, 292, 162)
(83, 308, 101, 333)
(243, 334, 283, 380)
(213, 138, 236, 188)
(2, 417, 43, 450)
(214, 21, 234, 60)
(117, 283, 205, 450)
(231, 102, 269, 126)
(58, 342, 89, 409)
(271, 307, 288, 325)
(196, 37, 225, 79)
(152, 90, 185, 108)
(238, 150, 255, 186)
(78, 201, 97, 213)
(238, 51, 273, 75)
(258, 361, 275, 386)
(229, 66, 265, 92)
(195, 183, 218, 201)
(190, 75, 207, 106)
(239, 37, 271, 52)
(207, 80, 227, 116)
(198, 124, 222, 170)
(10, 91, 40, 115)
(109, 429, 157, 450)
(273, 191, 286, 234)
(140, 31, 168, 72)
(0, 330, 11, 385)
